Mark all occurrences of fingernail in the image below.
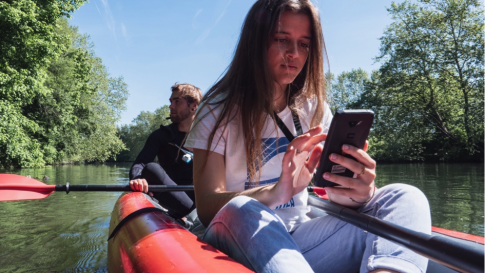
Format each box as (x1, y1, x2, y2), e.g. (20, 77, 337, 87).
(343, 144, 349, 150)
(330, 154, 337, 160)
(323, 173, 330, 179)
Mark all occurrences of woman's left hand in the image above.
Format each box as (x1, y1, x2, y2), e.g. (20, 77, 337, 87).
(322, 143, 377, 208)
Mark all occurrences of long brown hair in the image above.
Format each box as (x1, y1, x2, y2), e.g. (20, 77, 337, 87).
(194, 0, 328, 185)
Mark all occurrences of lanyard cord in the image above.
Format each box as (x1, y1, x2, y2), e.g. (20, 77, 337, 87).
(168, 143, 193, 156)
(272, 110, 303, 141)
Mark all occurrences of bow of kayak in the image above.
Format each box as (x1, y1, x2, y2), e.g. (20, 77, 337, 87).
(107, 192, 252, 273)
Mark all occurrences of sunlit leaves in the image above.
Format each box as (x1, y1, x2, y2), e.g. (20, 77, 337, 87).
(334, 0, 483, 162)
(116, 106, 171, 162)
(0, 1, 128, 167)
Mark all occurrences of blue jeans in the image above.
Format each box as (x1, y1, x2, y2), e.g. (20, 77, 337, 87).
(203, 184, 431, 273)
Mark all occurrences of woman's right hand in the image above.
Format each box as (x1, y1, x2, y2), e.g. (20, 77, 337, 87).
(271, 126, 327, 205)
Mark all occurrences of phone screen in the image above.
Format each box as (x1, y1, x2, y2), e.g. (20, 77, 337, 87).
(314, 109, 374, 188)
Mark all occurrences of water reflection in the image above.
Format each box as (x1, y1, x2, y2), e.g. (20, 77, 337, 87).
(0, 163, 131, 272)
(375, 163, 484, 237)
(0, 162, 483, 271)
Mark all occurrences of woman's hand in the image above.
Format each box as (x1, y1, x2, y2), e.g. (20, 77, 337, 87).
(271, 126, 327, 206)
(129, 178, 153, 196)
(322, 143, 377, 208)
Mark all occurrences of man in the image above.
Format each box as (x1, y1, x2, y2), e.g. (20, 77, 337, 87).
(129, 83, 202, 219)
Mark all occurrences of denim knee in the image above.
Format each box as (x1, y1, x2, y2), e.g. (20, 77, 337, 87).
(361, 183, 431, 272)
(204, 196, 310, 273)
(212, 196, 272, 225)
(375, 183, 430, 213)
(227, 195, 256, 209)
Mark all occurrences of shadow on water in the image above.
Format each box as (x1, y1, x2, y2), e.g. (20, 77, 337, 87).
(0, 162, 483, 271)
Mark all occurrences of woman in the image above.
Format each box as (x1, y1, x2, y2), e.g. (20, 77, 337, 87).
(185, 0, 431, 272)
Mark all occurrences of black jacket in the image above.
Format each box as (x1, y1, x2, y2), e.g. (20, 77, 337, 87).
(129, 123, 193, 185)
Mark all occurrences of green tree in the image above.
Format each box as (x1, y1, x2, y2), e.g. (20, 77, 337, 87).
(0, 0, 86, 167)
(27, 18, 129, 164)
(75, 73, 129, 162)
(360, 0, 484, 161)
(352, 71, 432, 161)
(26, 18, 93, 164)
(328, 68, 370, 113)
(1, 1, 128, 167)
(116, 106, 171, 162)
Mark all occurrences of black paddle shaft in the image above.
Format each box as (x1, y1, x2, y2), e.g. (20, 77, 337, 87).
(308, 196, 484, 273)
(55, 183, 195, 194)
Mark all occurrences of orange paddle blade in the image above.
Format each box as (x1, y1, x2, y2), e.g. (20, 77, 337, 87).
(0, 174, 56, 201)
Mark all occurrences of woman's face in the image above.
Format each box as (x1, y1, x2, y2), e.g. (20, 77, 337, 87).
(268, 11, 311, 88)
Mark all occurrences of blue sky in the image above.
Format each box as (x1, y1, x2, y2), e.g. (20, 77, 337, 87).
(69, 0, 395, 125)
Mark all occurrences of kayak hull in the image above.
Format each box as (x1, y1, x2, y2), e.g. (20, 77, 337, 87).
(108, 192, 483, 273)
(107, 192, 252, 273)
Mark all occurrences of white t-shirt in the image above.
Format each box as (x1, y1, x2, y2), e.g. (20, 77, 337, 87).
(185, 97, 333, 231)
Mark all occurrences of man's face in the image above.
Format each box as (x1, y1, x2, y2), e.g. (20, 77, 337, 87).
(169, 91, 193, 123)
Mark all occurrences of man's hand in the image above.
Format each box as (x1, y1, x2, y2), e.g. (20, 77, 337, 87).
(129, 179, 153, 196)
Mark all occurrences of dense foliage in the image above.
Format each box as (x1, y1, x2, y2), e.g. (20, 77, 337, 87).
(327, 0, 484, 162)
(0, 0, 128, 167)
(327, 68, 369, 114)
(115, 106, 171, 162)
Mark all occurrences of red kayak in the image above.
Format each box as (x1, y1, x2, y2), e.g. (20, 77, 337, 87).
(108, 192, 484, 273)
(107, 192, 252, 272)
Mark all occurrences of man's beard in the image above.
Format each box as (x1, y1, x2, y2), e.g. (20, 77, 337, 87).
(170, 108, 191, 123)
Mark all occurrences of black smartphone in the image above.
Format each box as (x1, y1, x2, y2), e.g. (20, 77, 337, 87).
(314, 109, 374, 188)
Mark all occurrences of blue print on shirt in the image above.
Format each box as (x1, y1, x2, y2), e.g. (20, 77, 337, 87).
(275, 198, 295, 209)
(244, 137, 295, 209)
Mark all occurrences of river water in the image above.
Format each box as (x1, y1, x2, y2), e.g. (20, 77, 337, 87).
(0, 163, 483, 272)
